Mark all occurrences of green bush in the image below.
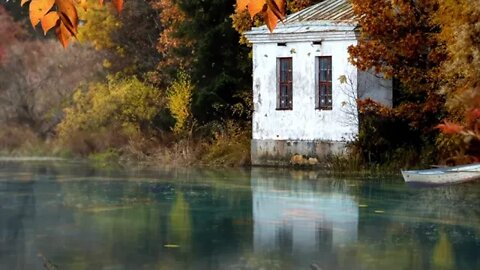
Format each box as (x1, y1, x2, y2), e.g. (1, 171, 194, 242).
(57, 74, 164, 155)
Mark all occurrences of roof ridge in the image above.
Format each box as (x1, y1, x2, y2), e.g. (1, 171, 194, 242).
(285, 0, 354, 23)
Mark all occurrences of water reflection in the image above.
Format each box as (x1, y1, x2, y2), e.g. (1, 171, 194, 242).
(252, 178, 358, 253)
(0, 180, 36, 269)
(0, 162, 478, 269)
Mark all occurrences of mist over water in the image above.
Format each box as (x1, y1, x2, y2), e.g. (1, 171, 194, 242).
(0, 161, 479, 269)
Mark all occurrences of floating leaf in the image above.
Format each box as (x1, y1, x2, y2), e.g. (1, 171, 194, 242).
(82, 206, 132, 213)
(29, 0, 55, 27)
(41, 11, 60, 35)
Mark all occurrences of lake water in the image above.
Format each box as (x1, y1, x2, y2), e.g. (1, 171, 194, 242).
(0, 161, 479, 270)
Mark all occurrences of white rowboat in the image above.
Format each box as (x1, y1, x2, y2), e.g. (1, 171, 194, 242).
(401, 163, 480, 185)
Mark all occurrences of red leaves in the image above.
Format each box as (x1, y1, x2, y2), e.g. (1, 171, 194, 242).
(22, 0, 124, 47)
(436, 120, 464, 135)
(357, 98, 393, 117)
(236, 0, 285, 32)
(466, 108, 480, 126)
(112, 0, 124, 13)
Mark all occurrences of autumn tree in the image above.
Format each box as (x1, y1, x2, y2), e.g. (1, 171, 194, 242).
(0, 5, 25, 62)
(0, 7, 104, 135)
(433, 1, 480, 162)
(347, 0, 447, 165)
(77, 0, 160, 76)
(151, 0, 256, 122)
(0, 40, 104, 136)
(150, 0, 193, 86)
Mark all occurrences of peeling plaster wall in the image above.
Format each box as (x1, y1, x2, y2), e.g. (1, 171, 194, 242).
(251, 38, 359, 142)
(248, 25, 393, 165)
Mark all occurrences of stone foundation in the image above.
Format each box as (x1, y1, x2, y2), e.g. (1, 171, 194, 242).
(251, 139, 347, 166)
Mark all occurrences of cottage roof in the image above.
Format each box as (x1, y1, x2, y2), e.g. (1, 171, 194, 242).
(245, 0, 356, 43)
(285, 0, 355, 23)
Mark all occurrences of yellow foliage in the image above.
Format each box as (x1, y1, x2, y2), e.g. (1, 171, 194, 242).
(168, 192, 192, 249)
(166, 72, 194, 135)
(432, 231, 455, 270)
(77, 0, 121, 50)
(57, 74, 163, 143)
(202, 120, 251, 166)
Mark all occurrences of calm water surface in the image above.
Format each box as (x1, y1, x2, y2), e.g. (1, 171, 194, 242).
(0, 161, 479, 270)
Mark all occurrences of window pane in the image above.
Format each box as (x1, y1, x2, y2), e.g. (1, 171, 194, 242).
(278, 58, 292, 109)
(318, 56, 332, 110)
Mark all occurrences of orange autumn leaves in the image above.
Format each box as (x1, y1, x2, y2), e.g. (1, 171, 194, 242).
(437, 108, 480, 140)
(24, 0, 284, 47)
(23, 0, 123, 47)
(236, 0, 285, 32)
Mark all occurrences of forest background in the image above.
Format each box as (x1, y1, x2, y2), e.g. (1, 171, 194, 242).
(0, 0, 479, 170)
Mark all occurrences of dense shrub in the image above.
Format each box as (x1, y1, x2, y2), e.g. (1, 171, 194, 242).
(201, 120, 251, 167)
(57, 74, 164, 155)
(166, 72, 194, 136)
(351, 99, 436, 169)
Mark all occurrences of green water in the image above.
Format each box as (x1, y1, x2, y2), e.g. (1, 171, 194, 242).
(0, 161, 479, 270)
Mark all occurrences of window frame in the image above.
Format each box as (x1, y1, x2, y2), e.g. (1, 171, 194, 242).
(276, 57, 293, 110)
(316, 56, 333, 110)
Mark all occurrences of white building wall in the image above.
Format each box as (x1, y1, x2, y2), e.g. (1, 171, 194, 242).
(252, 38, 359, 142)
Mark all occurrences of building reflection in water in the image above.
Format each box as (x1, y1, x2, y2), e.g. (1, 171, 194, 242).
(251, 172, 359, 257)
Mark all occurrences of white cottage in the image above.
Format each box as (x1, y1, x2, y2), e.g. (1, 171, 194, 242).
(245, 0, 392, 166)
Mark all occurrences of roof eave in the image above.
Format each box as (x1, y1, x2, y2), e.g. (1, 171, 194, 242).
(245, 21, 357, 43)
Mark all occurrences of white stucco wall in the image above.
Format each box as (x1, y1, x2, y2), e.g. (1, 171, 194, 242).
(250, 35, 359, 141)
